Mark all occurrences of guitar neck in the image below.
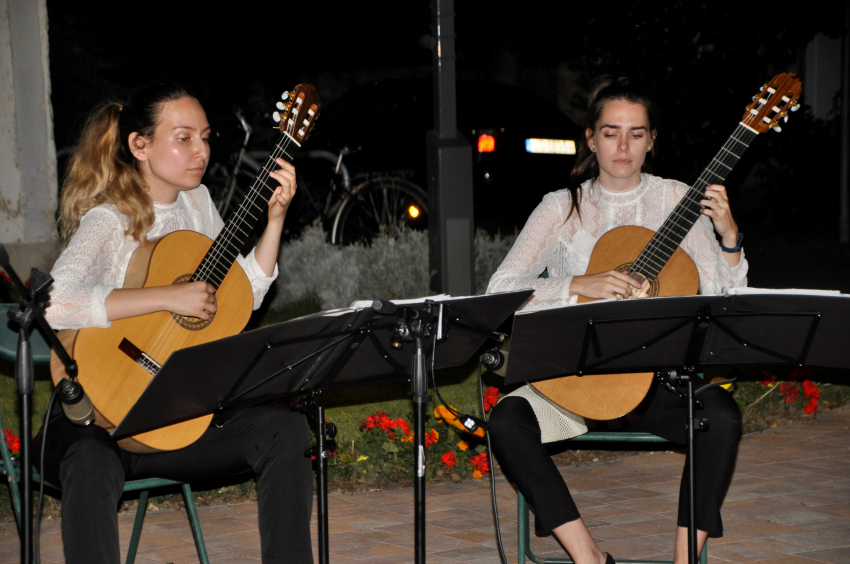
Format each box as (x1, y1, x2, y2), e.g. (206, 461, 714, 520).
(630, 123, 759, 282)
(192, 132, 302, 289)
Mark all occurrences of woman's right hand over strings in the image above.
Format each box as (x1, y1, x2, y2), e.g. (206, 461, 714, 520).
(159, 281, 217, 319)
(105, 281, 218, 322)
(570, 270, 640, 300)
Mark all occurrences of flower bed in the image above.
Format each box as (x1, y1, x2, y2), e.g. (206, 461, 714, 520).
(327, 388, 500, 488)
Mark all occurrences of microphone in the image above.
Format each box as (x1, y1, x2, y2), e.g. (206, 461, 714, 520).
(58, 378, 95, 426)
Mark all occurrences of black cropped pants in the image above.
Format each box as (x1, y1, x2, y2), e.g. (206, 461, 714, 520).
(489, 381, 741, 535)
(35, 404, 314, 564)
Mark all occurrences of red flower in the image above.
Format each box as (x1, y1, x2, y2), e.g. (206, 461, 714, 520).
(804, 398, 818, 414)
(424, 429, 439, 448)
(780, 382, 800, 403)
(393, 418, 410, 438)
(470, 452, 490, 474)
(440, 451, 456, 467)
(483, 387, 500, 412)
(4, 428, 20, 454)
(801, 380, 821, 399)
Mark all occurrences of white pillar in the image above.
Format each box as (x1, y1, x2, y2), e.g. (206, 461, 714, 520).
(0, 0, 58, 275)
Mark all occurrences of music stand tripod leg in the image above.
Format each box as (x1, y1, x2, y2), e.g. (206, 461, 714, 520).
(411, 335, 429, 564)
(293, 396, 337, 564)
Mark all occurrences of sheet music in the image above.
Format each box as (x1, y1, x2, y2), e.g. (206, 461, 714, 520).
(348, 294, 454, 310)
(723, 286, 845, 297)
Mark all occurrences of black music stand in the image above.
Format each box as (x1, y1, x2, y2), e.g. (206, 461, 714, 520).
(503, 291, 850, 564)
(111, 289, 532, 564)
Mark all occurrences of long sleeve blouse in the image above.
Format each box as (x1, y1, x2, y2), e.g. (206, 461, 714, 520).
(46, 185, 278, 330)
(486, 173, 748, 442)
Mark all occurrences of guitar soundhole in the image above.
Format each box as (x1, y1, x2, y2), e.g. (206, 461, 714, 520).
(171, 274, 215, 331)
(615, 263, 659, 299)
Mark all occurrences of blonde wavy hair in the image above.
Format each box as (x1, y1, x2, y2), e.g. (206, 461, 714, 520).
(58, 82, 193, 246)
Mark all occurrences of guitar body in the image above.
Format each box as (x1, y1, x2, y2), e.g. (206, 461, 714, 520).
(531, 225, 699, 422)
(51, 230, 253, 453)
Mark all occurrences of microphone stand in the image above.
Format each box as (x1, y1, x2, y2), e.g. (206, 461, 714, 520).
(372, 299, 506, 564)
(0, 244, 77, 564)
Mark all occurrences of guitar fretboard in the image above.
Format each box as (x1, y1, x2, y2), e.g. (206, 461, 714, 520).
(191, 132, 301, 289)
(630, 123, 759, 282)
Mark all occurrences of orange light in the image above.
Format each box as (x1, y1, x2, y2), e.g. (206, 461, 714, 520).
(408, 205, 420, 219)
(477, 134, 495, 153)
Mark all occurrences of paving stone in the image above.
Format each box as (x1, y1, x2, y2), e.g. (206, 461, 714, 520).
(3, 405, 848, 563)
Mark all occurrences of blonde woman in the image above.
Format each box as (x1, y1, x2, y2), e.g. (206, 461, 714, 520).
(36, 81, 312, 564)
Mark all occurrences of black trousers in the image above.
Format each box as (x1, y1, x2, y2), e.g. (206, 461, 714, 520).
(489, 381, 741, 536)
(34, 404, 314, 564)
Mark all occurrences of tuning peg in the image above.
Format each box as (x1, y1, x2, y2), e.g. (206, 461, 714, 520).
(281, 91, 290, 101)
(791, 104, 801, 112)
(783, 116, 788, 123)
(272, 111, 281, 123)
(276, 101, 285, 110)
(760, 86, 764, 92)
(772, 125, 782, 132)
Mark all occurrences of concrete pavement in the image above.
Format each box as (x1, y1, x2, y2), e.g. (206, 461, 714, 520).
(2, 405, 849, 563)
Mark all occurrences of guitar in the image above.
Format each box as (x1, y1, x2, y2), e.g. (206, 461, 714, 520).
(531, 73, 802, 423)
(50, 85, 321, 453)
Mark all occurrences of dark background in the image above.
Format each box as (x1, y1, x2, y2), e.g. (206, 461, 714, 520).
(46, 0, 849, 283)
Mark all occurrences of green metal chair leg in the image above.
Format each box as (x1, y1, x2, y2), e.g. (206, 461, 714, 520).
(126, 490, 149, 564)
(517, 491, 707, 564)
(181, 483, 210, 564)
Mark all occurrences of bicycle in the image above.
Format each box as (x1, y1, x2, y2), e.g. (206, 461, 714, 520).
(205, 110, 429, 244)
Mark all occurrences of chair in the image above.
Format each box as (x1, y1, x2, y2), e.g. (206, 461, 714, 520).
(0, 304, 209, 564)
(516, 431, 707, 564)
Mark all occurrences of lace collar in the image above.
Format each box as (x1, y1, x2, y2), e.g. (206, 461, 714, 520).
(587, 173, 650, 207)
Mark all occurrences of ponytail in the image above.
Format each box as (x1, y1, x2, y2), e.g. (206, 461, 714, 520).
(58, 102, 153, 245)
(58, 81, 193, 246)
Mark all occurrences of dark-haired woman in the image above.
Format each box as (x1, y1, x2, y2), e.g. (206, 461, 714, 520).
(487, 77, 747, 564)
(36, 83, 313, 564)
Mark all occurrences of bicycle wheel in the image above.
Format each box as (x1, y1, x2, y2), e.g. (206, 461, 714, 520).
(331, 177, 428, 244)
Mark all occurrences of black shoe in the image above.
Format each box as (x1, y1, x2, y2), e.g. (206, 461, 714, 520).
(605, 553, 616, 564)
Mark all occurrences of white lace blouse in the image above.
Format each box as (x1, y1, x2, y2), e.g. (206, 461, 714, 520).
(487, 173, 748, 442)
(46, 185, 277, 330)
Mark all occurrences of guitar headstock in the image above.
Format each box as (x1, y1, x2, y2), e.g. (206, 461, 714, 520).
(273, 84, 321, 144)
(742, 73, 802, 133)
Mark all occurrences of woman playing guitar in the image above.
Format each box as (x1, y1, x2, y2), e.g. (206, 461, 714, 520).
(487, 76, 748, 564)
(35, 82, 313, 564)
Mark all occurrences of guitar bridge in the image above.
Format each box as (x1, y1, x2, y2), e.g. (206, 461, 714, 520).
(118, 338, 162, 375)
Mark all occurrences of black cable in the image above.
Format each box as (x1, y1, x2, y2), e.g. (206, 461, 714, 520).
(428, 334, 462, 419)
(427, 336, 506, 564)
(428, 335, 487, 433)
(478, 357, 508, 564)
(35, 387, 59, 564)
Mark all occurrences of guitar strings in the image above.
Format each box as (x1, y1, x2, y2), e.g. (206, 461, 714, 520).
(626, 93, 768, 287)
(146, 133, 293, 362)
(630, 125, 752, 280)
(151, 130, 296, 359)
(146, 121, 302, 363)
(629, 129, 744, 278)
(632, 113, 760, 281)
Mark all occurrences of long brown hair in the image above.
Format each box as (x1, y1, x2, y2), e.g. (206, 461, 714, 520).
(58, 82, 194, 245)
(565, 76, 660, 220)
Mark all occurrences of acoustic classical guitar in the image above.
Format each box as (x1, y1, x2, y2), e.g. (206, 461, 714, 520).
(50, 85, 321, 453)
(531, 73, 802, 423)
